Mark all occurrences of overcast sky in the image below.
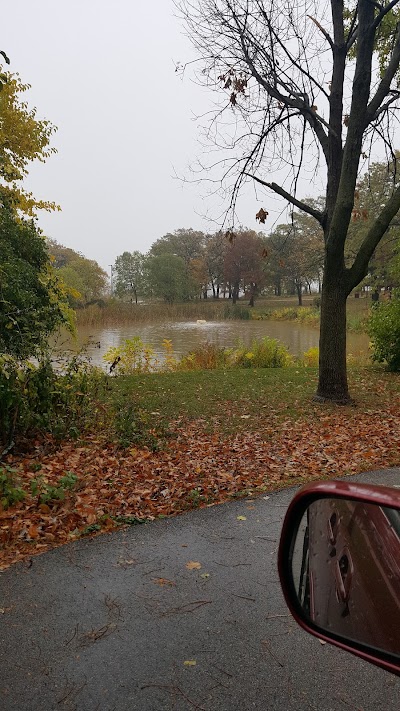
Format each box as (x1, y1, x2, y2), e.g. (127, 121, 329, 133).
(5, 1, 325, 274)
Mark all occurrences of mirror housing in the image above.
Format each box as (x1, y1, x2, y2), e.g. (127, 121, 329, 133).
(278, 481, 400, 676)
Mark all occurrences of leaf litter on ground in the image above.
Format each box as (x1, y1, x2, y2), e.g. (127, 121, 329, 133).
(1, 377, 400, 570)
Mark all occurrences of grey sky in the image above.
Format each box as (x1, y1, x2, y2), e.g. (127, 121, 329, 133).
(6, 1, 325, 273)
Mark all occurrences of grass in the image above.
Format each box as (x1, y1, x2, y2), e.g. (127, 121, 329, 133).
(109, 365, 399, 436)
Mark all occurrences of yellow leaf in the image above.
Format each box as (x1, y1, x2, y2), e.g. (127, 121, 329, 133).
(237, 515, 247, 521)
(186, 561, 201, 570)
(183, 660, 197, 666)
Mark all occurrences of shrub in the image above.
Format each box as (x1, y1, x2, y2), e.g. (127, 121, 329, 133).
(368, 300, 400, 371)
(0, 466, 25, 509)
(257, 306, 320, 327)
(177, 342, 230, 370)
(302, 347, 319, 367)
(0, 352, 109, 449)
(103, 337, 159, 375)
(232, 337, 292, 368)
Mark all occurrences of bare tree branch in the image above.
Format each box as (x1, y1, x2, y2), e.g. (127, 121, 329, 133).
(244, 173, 324, 223)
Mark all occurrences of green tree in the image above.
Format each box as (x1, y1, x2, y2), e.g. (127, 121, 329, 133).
(113, 251, 145, 304)
(48, 241, 108, 307)
(0, 210, 71, 358)
(150, 228, 205, 265)
(180, 0, 400, 402)
(345, 159, 400, 290)
(146, 253, 195, 303)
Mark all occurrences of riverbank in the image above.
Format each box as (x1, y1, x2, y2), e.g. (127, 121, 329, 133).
(1, 366, 399, 570)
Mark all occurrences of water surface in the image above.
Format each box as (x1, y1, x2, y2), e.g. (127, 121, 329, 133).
(52, 320, 370, 370)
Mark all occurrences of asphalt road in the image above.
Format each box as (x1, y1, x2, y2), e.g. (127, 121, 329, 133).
(1, 469, 400, 711)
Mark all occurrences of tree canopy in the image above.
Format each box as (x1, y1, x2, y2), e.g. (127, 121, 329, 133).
(0, 63, 59, 216)
(0, 210, 71, 358)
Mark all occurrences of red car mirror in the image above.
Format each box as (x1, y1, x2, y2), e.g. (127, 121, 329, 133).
(278, 480, 400, 676)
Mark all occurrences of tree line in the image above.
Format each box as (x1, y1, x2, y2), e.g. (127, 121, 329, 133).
(112, 168, 400, 307)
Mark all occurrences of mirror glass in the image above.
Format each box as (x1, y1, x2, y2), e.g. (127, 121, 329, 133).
(291, 497, 400, 656)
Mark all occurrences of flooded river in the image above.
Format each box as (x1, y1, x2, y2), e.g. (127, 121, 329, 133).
(52, 320, 370, 370)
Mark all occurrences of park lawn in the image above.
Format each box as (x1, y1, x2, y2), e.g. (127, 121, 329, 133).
(1, 366, 400, 570)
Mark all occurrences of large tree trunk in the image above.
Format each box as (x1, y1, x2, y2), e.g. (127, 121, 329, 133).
(316, 275, 350, 403)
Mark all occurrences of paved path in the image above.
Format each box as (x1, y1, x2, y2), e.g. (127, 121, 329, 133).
(1, 469, 400, 710)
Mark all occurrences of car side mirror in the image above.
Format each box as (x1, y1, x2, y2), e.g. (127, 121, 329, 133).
(278, 481, 400, 676)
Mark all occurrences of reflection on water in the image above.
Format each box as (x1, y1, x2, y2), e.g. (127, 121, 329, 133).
(51, 320, 370, 370)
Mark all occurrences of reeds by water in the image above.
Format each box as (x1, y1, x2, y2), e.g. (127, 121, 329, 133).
(76, 300, 251, 326)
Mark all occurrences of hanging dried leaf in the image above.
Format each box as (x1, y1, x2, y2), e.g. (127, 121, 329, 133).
(256, 208, 268, 223)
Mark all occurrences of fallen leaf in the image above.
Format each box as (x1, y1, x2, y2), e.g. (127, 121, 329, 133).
(152, 577, 176, 586)
(183, 660, 197, 666)
(186, 561, 202, 570)
(200, 573, 210, 579)
(237, 515, 247, 521)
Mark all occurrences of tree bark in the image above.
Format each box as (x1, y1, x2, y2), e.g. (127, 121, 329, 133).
(316, 274, 350, 403)
(296, 282, 303, 306)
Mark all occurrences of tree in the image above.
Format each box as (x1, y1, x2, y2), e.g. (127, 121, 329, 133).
(0, 209, 71, 358)
(204, 231, 228, 297)
(266, 210, 325, 304)
(48, 240, 108, 307)
(180, 0, 400, 402)
(113, 251, 145, 304)
(345, 158, 400, 290)
(150, 228, 206, 265)
(0, 61, 59, 216)
(146, 253, 195, 303)
(150, 228, 207, 296)
(223, 229, 265, 304)
(58, 258, 108, 306)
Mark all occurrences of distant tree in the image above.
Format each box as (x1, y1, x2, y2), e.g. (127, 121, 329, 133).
(150, 228, 205, 265)
(188, 256, 209, 298)
(266, 211, 325, 304)
(146, 253, 195, 303)
(113, 251, 145, 304)
(345, 159, 400, 290)
(223, 230, 265, 304)
(204, 232, 227, 298)
(0, 209, 71, 358)
(47, 239, 81, 269)
(48, 241, 108, 307)
(58, 258, 108, 306)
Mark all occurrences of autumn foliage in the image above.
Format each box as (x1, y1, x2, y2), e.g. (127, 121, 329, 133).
(1, 368, 400, 571)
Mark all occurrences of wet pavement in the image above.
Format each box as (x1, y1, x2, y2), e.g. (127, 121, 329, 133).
(1, 468, 399, 710)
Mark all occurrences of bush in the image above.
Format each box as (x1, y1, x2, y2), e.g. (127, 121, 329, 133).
(177, 342, 230, 370)
(0, 352, 109, 449)
(0, 466, 25, 509)
(368, 300, 400, 371)
(103, 337, 159, 375)
(231, 337, 292, 368)
(302, 347, 319, 367)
